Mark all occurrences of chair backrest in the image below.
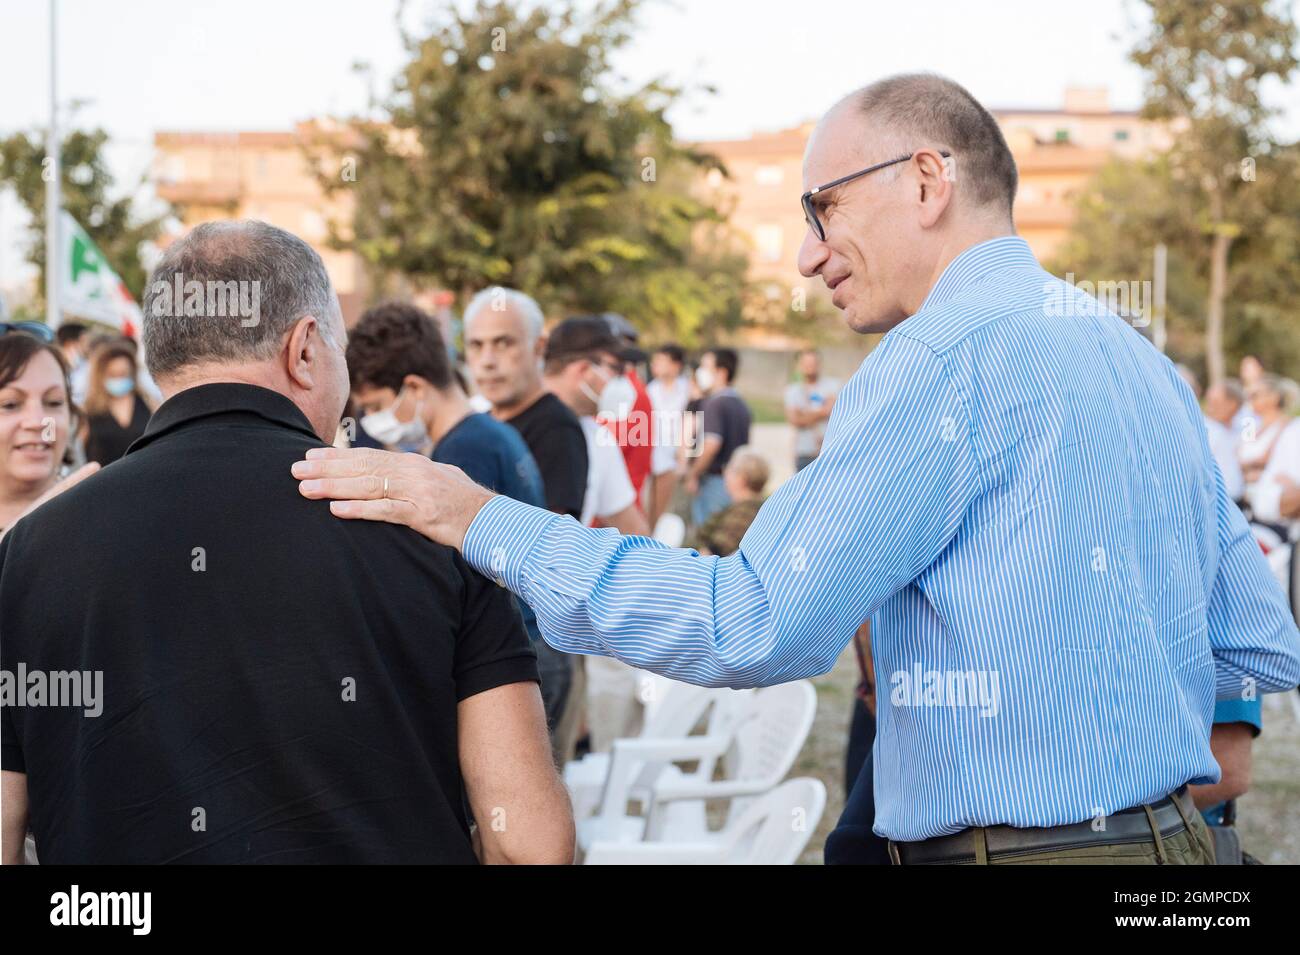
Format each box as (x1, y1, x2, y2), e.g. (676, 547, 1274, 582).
(722, 680, 817, 823)
(719, 777, 826, 864)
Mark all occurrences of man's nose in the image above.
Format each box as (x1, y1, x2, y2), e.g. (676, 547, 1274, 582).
(797, 228, 830, 279)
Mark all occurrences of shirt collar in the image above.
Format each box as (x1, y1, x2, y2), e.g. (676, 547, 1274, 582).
(916, 235, 1039, 314)
(126, 382, 321, 456)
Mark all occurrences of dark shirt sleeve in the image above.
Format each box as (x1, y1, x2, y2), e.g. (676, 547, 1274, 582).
(452, 553, 540, 702)
(701, 394, 725, 440)
(534, 418, 588, 520)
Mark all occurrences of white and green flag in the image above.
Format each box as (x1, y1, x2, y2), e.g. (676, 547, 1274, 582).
(58, 211, 144, 335)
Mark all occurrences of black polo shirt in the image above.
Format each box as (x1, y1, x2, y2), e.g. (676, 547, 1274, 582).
(0, 383, 537, 864)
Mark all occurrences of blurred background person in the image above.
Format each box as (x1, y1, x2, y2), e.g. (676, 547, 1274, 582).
(1235, 354, 1265, 436)
(463, 287, 587, 762)
(685, 347, 751, 526)
(684, 444, 768, 557)
(1203, 377, 1246, 502)
(543, 317, 649, 537)
(54, 322, 90, 405)
(80, 338, 155, 466)
(1239, 374, 1299, 489)
(595, 313, 653, 507)
(346, 301, 545, 509)
(0, 333, 77, 533)
(646, 343, 689, 529)
(784, 348, 840, 472)
(543, 316, 649, 754)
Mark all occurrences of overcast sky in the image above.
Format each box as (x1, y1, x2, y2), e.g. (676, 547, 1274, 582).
(3, 0, 1299, 288)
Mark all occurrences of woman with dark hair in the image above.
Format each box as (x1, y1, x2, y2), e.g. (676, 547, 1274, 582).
(0, 332, 96, 534)
(81, 338, 154, 466)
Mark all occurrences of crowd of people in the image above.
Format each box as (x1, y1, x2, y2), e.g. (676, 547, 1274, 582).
(328, 293, 799, 765)
(0, 219, 852, 862)
(2, 73, 1297, 867)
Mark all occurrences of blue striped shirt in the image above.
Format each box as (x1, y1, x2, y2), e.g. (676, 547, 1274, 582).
(463, 236, 1300, 840)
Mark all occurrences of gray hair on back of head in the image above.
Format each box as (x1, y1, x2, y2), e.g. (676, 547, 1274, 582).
(463, 287, 545, 344)
(142, 220, 340, 379)
(847, 72, 1018, 215)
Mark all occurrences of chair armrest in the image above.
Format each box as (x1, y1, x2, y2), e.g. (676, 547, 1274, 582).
(596, 735, 732, 820)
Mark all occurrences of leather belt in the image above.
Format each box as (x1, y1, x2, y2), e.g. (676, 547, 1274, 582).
(889, 786, 1197, 865)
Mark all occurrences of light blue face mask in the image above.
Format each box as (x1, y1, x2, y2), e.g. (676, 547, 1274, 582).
(105, 376, 135, 397)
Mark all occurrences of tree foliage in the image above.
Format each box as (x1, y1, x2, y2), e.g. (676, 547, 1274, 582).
(0, 126, 165, 307)
(310, 0, 769, 345)
(1052, 0, 1299, 383)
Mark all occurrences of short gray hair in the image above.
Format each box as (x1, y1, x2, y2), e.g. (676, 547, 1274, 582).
(463, 286, 544, 343)
(142, 220, 341, 378)
(849, 73, 1018, 215)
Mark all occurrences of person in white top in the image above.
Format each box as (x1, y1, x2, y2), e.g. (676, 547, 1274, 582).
(645, 343, 690, 529)
(783, 348, 840, 471)
(1203, 378, 1246, 501)
(542, 318, 651, 751)
(1244, 375, 1300, 529)
(1233, 354, 1265, 438)
(1239, 375, 1300, 490)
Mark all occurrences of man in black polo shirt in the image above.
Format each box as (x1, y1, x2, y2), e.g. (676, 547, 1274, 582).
(461, 287, 588, 762)
(0, 221, 573, 865)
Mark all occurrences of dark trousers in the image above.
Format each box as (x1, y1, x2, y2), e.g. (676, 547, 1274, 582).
(826, 698, 890, 865)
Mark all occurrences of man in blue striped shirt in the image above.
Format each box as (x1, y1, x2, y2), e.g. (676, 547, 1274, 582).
(294, 73, 1300, 864)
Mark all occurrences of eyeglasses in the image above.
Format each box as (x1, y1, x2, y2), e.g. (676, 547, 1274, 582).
(801, 150, 952, 242)
(0, 321, 56, 343)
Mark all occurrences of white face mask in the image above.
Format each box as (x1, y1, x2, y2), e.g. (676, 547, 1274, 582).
(695, 366, 715, 392)
(597, 374, 636, 417)
(360, 387, 428, 447)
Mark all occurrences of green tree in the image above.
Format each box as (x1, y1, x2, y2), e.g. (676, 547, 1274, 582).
(309, 0, 754, 345)
(1128, 0, 1298, 383)
(0, 126, 165, 309)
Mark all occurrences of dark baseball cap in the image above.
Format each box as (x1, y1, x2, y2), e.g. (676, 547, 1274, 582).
(545, 316, 621, 365)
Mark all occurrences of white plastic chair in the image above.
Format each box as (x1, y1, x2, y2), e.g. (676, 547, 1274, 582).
(652, 512, 686, 547)
(577, 680, 817, 850)
(584, 778, 826, 865)
(563, 683, 754, 823)
(646, 679, 818, 842)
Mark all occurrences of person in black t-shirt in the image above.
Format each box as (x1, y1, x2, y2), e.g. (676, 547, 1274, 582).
(462, 287, 587, 763)
(80, 338, 154, 466)
(0, 223, 573, 865)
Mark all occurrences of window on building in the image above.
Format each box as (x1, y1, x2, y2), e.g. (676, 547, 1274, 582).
(1114, 129, 1130, 141)
(1054, 129, 1069, 143)
(755, 165, 784, 186)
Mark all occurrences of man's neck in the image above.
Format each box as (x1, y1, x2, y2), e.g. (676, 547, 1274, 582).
(913, 221, 1017, 315)
(156, 366, 282, 402)
(492, 382, 547, 422)
(539, 375, 586, 419)
(427, 388, 473, 446)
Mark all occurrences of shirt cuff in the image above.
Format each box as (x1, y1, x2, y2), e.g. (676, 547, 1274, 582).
(462, 494, 562, 594)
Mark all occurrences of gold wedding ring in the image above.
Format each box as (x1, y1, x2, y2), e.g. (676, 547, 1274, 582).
(382, 477, 389, 499)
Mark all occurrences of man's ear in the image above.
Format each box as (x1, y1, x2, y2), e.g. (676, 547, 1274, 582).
(913, 148, 955, 229)
(533, 333, 547, 361)
(284, 315, 323, 390)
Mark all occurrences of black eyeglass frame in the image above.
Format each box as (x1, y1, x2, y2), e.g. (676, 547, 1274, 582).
(801, 150, 952, 241)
